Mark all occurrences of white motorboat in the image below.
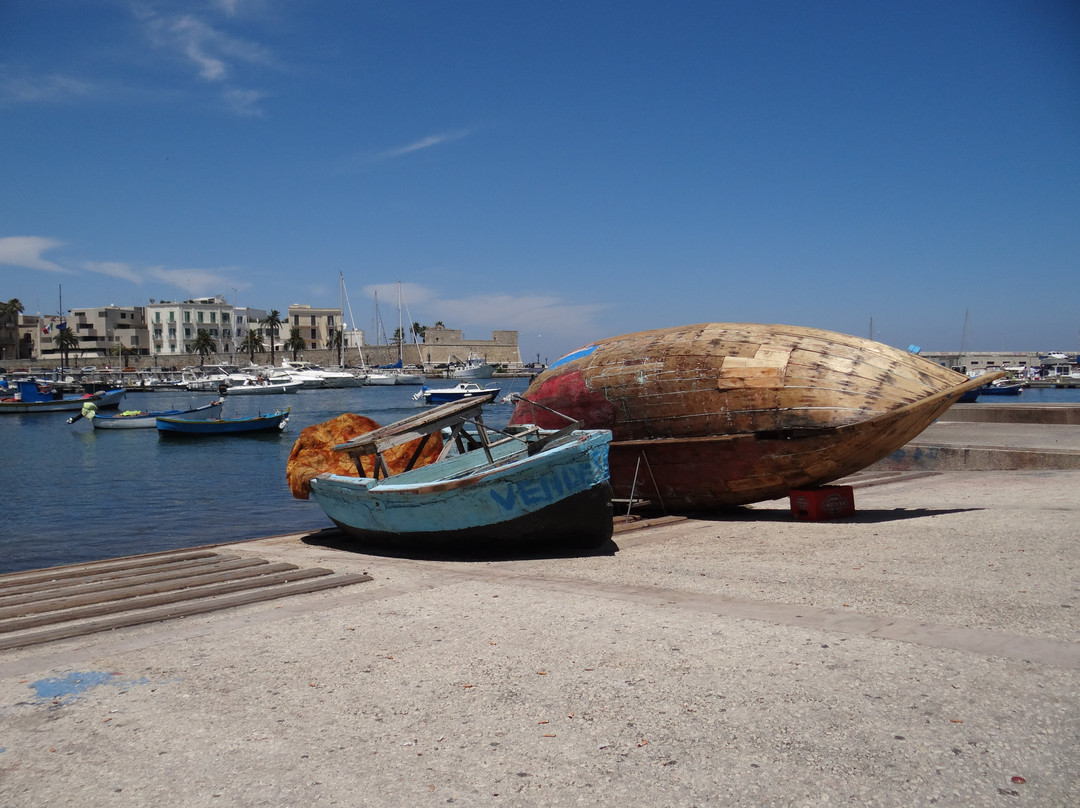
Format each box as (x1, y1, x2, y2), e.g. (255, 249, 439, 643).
(450, 352, 497, 379)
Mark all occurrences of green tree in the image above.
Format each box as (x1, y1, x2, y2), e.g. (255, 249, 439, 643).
(53, 325, 79, 369)
(284, 326, 307, 360)
(0, 298, 24, 324)
(260, 310, 283, 369)
(411, 322, 427, 342)
(190, 329, 217, 365)
(239, 329, 264, 363)
(327, 327, 344, 362)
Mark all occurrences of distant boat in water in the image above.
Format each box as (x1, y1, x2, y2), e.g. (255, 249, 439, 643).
(413, 381, 501, 405)
(157, 408, 290, 437)
(86, 399, 224, 429)
(1, 381, 125, 415)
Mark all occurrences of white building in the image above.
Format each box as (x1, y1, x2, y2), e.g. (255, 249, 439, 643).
(146, 296, 267, 360)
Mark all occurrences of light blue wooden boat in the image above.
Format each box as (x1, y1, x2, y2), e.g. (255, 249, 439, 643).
(307, 394, 613, 549)
(156, 407, 290, 436)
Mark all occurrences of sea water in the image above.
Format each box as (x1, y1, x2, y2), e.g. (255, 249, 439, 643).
(0, 381, 527, 574)
(1, 383, 1077, 574)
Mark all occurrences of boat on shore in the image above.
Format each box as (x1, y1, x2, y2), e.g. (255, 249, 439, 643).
(509, 323, 1000, 511)
(303, 392, 613, 549)
(156, 408, 290, 436)
(85, 399, 224, 429)
(0, 381, 125, 414)
(413, 381, 501, 405)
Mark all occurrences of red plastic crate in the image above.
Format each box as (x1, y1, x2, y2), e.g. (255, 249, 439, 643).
(789, 485, 855, 521)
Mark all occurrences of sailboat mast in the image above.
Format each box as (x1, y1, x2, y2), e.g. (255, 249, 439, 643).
(338, 272, 345, 367)
(397, 281, 404, 365)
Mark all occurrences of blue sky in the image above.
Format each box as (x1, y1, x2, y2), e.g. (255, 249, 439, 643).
(2, 0, 1078, 362)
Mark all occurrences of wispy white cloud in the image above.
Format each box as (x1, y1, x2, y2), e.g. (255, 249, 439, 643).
(83, 261, 142, 283)
(222, 87, 267, 117)
(146, 266, 249, 297)
(378, 129, 473, 160)
(361, 282, 608, 356)
(0, 236, 72, 273)
(134, 2, 275, 116)
(0, 72, 101, 106)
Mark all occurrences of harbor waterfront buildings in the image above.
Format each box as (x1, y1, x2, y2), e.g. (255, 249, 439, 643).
(917, 350, 1080, 378)
(0, 296, 1072, 377)
(1, 297, 524, 372)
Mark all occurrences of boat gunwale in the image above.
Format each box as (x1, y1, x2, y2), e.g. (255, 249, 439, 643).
(314, 429, 611, 497)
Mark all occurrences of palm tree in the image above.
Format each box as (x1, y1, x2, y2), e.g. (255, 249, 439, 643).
(0, 299, 23, 361)
(0, 298, 24, 324)
(411, 322, 427, 342)
(53, 326, 79, 369)
(190, 329, 217, 365)
(239, 330, 264, 363)
(284, 327, 307, 360)
(327, 327, 345, 364)
(260, 310, 283, 369)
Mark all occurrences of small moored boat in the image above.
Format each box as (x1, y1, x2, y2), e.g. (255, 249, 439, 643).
(156, 408, 290, 436)
(223, 378, 304, 396)
(413, 381, 501, 405)
(86, 400, 224, 429)
(304, 392, 613, 549)
(0, 381, 125, 415)
(449, 352, 497, 379)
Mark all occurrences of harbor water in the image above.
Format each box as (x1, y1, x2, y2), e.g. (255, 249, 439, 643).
(0, 380, 529, 575)
(1, 383, 1077, 575)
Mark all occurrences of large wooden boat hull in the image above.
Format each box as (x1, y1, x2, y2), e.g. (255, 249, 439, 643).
(309, 428, 613, 549)
(509, 323, 997, 510)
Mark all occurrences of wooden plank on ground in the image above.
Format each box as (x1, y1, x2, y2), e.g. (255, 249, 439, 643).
(0, 572, 374, 651)
(0, 561, 298, 619)
(0, 557, 266, 603)
(0, 551, 225, 589)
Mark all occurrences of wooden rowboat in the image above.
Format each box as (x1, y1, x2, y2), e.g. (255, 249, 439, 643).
(509, 323, 1001, 511)
(306, 393, 614, 549)
(156, 408, 290, 436)
(88, 400, 224, 429)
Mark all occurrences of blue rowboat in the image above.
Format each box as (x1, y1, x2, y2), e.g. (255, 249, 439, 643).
(156, 407, 290, 436)
(88, 400, 224, 429)
(0, 381, 125, 415)
(306, 394, 613, 549)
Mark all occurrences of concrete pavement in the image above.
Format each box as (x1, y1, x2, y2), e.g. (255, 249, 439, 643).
(1, 414, 1078, 807)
